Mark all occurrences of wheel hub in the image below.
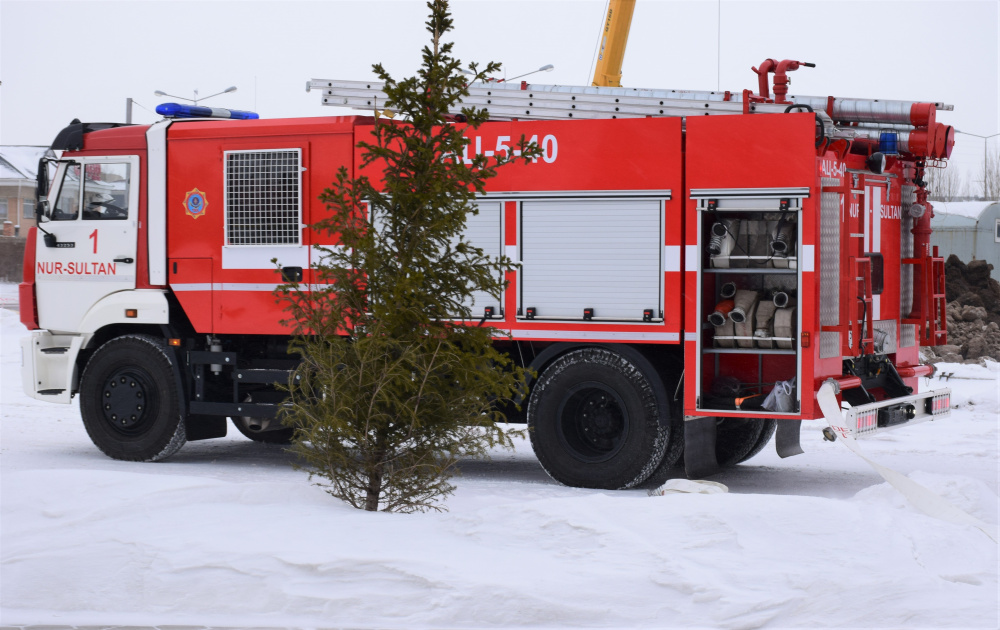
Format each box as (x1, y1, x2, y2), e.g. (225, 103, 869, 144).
(557, 382, 629, 463)
(101, 368, 155, 436)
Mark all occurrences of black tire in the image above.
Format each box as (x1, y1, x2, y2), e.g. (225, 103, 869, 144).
(230, 417, 295, 444)
(527, 347, 670, 489)
(736, 418, 777, 464)
(79, 335, 186, 461)
(641, 414, 687, 487)
(715, 417, 766, 467)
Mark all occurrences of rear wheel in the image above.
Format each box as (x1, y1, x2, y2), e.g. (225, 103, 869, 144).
(736, 418, 776, 464)
(715, 417, 766, 467)
(527, 347, 670, 489)
(79, 335, 186, 461)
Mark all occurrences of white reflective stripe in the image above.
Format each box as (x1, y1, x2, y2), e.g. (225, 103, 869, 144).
(802, 244, 815, 272)
(222, 246, 311, 270)
(872, 186, 882, 320)
(864, 186, 871, 251)
(663, 245, 681, 272)
(509, 329, 679, 342)
(146, 120, 171, 286)
(816, 382, 998, 543)
(689, 187, 809, 199)
(482, 189, 671, 200)
(685, 245, 699, 270)
(217, 283, 283, 291)
(505, 245, 518, 261)
(173, 283, 343, 293)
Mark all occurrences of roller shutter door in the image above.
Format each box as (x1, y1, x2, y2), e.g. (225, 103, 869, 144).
(455, 201, 503, 318)
(521, 199, 662, 321)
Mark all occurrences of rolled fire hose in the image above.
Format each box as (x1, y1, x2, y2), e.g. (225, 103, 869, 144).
(710, 299, 736, 347)
(744, 220, 771, 269)
(754, 298, 778, 348)
(720, 281, 737, 299)
(774, 302, 797, 349)
(816, 381, 998, 543)
(770, 217, 797, 269)
(708, 299, 735, 326)
(772, 291, 793, 309)
(730, 290, 760, 348)
(708, 219, 739, 268)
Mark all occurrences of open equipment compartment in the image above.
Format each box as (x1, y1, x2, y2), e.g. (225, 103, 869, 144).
(694, 193, 804, 415)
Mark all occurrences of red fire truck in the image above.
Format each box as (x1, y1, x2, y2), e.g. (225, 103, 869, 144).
(19, 61, 952, 488)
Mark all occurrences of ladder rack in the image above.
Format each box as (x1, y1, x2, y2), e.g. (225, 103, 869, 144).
(307, 79, 842, 137)
(307, 79, 951, 138)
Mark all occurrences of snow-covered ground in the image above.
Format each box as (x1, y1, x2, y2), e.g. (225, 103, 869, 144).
(1, 302, 998, 629)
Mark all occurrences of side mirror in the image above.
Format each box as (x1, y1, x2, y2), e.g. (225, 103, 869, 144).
(37, 157, 49, 198)
(36, 199, 50, 222)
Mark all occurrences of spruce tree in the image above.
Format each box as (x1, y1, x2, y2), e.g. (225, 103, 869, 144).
(278, 0, 538, 512)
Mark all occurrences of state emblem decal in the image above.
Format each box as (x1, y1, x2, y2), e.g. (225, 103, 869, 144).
(184, 188, 208, 219)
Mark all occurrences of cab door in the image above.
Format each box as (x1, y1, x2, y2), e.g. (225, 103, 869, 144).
(35, 157, 140, 332)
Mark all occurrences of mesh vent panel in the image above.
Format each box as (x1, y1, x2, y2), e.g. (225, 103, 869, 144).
(226, 150, 301, 245)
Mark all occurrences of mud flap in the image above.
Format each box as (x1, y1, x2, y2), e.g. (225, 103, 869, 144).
(776, 419, 804, 458)
(185, 415, 228, 441)
(683, 416, 720, 478)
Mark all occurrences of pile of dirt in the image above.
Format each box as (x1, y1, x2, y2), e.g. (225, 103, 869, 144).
(922, 256, 1000, 364)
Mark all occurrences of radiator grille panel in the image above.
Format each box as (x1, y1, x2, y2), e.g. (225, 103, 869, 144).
(225, 150, 302, 246)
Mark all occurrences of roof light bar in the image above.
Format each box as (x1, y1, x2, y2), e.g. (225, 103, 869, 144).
(155, 102, 259, 120)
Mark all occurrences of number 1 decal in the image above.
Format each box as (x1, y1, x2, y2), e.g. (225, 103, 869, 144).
(89, 229, 98, 254)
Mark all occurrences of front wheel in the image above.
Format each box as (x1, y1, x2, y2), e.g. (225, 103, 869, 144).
(79, 335, 186, 461)
(527, 347, 670, 489)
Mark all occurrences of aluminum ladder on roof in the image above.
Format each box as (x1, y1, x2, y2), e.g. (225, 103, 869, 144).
(307, 78, 845, 139)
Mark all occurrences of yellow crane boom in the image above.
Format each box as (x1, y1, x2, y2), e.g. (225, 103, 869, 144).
(591, 0, 636, 87)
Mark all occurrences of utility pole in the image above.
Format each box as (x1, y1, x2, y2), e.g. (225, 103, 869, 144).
(957, 131, 1000, 199)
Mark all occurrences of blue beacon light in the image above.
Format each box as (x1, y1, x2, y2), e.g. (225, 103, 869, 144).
(878, 131, 899, 155)
(155, 103, 259, 120)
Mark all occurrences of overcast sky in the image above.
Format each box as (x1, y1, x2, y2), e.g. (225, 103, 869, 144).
(1, 0, 997, 188)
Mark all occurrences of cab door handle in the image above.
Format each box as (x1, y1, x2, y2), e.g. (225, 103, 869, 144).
(113, 257, 134, 264)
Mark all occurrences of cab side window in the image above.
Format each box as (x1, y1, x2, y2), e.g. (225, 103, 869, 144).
(52, 164, 81, 221)
(82, 163, 130, 221)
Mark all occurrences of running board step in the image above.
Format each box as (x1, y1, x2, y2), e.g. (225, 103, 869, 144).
(40, 347, 69, 354)
(37, 389, 66, 395)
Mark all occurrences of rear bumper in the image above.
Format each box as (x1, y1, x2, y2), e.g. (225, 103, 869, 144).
(830, 384, 950, 439)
